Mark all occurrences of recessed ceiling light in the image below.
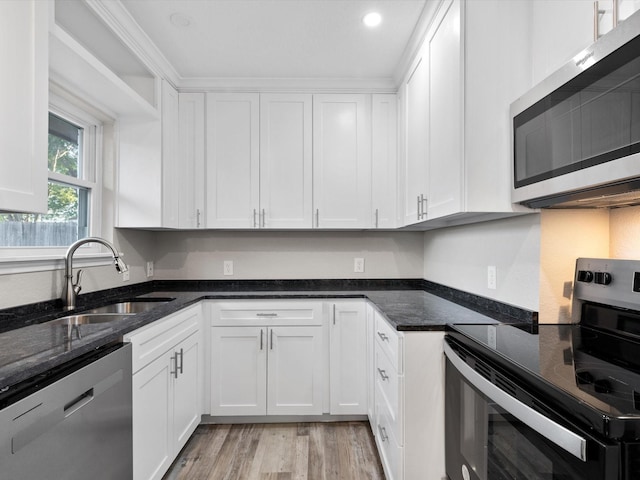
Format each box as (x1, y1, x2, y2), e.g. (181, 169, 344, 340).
(362, 12, 382, 28)
(170, 12, 193, 28)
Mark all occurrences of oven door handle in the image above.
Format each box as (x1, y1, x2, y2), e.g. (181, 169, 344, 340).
(444, 342, 587, 462)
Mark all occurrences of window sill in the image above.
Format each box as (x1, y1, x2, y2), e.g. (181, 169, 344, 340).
(0, 253, 115, 275)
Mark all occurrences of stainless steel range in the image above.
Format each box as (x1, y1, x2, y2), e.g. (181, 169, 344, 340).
(445, 258, 640, 480)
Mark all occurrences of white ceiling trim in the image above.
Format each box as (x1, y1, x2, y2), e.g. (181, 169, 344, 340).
(178, 76, 398, 94)
(85, 0, 182, 88)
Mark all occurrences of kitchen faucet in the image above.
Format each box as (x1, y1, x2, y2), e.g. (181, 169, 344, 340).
(62, 237, 128, 310)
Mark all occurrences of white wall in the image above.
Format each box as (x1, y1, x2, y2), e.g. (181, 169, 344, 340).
(154, 230, 424, 280)
(423, 214, 541, 311)
(539, 209, 609, 323)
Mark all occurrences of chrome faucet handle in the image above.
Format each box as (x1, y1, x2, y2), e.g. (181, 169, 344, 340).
(73, 269, 83, 295)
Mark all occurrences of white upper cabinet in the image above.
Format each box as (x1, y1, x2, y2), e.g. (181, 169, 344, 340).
(401, 46, 429, 226)
(0, 0, 48, 214)
(259, 94, 313, 229)
(205, 93, 260, 228)
(529, 0, 595, 86)
(426, 0, 462, 220)
(178, 93, 205, 229)
(313, 94, 372, 229)
(161, 81, 180, 228)
(371, 94, 398, 229)
(399, 0, 531, 229)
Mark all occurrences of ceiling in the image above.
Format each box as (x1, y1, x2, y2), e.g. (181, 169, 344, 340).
(118, 0, 430, 85)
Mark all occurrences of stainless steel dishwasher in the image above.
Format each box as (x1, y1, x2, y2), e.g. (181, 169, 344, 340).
(0, 342, 132, 479)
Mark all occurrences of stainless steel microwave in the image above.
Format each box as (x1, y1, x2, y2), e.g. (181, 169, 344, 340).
(511, 10, 640, 209)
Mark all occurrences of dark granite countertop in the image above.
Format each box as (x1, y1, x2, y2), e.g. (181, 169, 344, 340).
(0, 279, 536, 395)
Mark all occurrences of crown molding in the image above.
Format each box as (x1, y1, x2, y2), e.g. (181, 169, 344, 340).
(84, 0, 181, 88)
(177, 76, 398, 94)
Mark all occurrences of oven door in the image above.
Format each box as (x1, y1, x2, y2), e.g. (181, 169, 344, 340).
(444, 341, 619, 480)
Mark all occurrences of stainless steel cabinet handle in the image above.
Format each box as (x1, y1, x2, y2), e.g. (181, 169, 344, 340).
(315, 209, 319, 228)
(171, 353, 179, 379)
(261, 208, 266, 228)
(377, 368, 389, 381)
(253, 209, 258, 228)
(375, 208, 379, 228)
(333, 304, 336, 325)
(377, 331, 389, 342)
(256, 313, 278, 317)
(270, 329, 274, 350)
(178, 348, 184, 375)
(417, 195, 421, 220)
(260, 329, 264, 350)
(196, 209, 201, 228)
(377, 425, 388, 442)
(444, 342, 587, 461)
(421, 194, 428, 219)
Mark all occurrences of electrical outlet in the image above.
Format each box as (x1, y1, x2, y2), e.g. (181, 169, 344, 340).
(487, 265, 497, 290)
(354, 257, 365, 273)
(146, 261, 154, 278)
(122, 270, 130, 282)
(224, 260, 233, 276)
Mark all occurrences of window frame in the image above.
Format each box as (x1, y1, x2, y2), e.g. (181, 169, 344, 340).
(0, 92, 110, 273)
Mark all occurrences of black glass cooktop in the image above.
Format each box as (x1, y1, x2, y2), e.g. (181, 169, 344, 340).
(449, 312, 640, 440)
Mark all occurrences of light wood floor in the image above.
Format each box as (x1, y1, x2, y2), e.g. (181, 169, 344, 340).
(162, 422, 385, 480)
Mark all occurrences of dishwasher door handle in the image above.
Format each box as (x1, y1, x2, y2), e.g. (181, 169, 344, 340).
(63, 388, 94, 418)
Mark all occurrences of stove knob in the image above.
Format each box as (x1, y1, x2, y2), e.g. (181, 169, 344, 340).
(577, 270, 594, 282)
(594, 272, 612, 285)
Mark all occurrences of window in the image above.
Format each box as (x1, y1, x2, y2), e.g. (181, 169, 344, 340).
(0, 99, 102, 256)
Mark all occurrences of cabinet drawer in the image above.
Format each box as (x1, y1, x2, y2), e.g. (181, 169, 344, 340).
(211, 301, 323, 326)
(375, 350, 402, 441)
(125, 304, 202, 374)
(375, 392, 403, 480)
(374, 310, 402, 373)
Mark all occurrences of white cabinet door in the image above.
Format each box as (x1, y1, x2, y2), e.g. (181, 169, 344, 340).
(161, 80, 179, 228)
(402, 46, 429, 226)
(267, 326, 324, 415)
(260, 94, 313, 228)
(329, 302, 367, 415)
(205, 93, 259, 228)
(0, 0, 48, 213)
(372, 94, 398, 229)
(172, 331, 202, 453)
(132, 352, 173, 480)
(210, 326, 267, 416)
(313, 94, 372, 228)
(530, 1, 594, 85)
(178, 92, 205, 229)
(427, 0, 462, 220)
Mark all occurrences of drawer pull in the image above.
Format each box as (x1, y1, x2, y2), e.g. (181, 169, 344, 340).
(256, 313, 278, 317)
(378, 425, 389, 442)
(178, 348, 184, 375)
(377, 368, 389, 381)
(377, 331, 389, 342)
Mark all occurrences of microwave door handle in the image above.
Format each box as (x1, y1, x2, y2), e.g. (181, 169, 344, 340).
(444, 343, 587, 462)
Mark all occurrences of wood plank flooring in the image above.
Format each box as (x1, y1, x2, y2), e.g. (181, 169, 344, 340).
(162, 422, 385, 480)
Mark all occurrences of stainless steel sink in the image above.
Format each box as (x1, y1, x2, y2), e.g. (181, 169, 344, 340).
(47, 314, 132, 326)
(84, 300, 172, 315)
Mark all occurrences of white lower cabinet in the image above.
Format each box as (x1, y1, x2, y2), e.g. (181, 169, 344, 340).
(372, 309, 446, 480)
(210, 301, 325, 416)
(125, 304, 204, 480)
(329, 301, 368, 415)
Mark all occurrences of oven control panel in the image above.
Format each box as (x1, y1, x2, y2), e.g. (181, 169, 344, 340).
(575, 258, 640, 311)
